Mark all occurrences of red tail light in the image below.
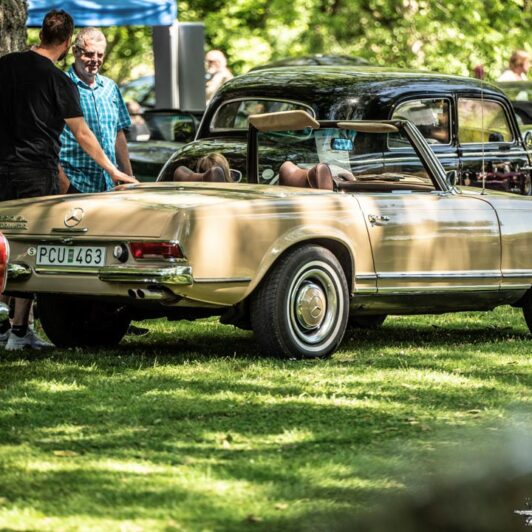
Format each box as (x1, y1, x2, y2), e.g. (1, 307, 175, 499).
(129, 241, 183, 260)
(0, 232, 9, 292)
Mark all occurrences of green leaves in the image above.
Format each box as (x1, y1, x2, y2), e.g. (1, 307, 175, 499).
(176, 0, 531, 78)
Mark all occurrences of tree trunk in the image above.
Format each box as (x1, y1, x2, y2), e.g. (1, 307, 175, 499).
(0, 0, 27, 57)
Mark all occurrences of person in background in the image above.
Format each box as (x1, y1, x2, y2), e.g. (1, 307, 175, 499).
(60, 28, 149, 337)
(497, 50, 530, 81)
(472, 64, 485, 80)
(125, 100, 150, 141)
(205, 49, 233, 104)
(59, 27, 134, 193)
(0, 10, 136, 351)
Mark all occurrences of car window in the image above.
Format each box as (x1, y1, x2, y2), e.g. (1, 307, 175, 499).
(211, 99, 314, 132)
(390, 99, 451, 146)
(126, 112, 196, 143)
(121, 77, 155, 109)
(458, 98, 513, 143)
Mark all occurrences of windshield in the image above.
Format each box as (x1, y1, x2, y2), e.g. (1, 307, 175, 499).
(256, 125, 436, 192)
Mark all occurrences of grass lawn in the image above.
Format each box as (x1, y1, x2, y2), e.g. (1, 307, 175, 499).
(0, 306, 531, 531)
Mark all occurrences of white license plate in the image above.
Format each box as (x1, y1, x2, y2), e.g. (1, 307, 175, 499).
(36, 245, 106, 267)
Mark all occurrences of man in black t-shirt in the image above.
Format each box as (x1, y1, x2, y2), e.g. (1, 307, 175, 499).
(0, 9, 138, 351)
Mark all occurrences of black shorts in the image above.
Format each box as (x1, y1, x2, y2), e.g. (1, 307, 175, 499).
(0, 166, 58, 202)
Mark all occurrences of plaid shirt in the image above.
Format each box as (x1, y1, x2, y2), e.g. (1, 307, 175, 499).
(60, 67, 131, 193)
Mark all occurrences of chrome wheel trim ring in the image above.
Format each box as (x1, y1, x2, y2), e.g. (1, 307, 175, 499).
(287, 260, 344, 351)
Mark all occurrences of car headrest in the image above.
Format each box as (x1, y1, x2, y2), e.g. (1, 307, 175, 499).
(279, 161, 308, 188)
(279, 161, 334, 191)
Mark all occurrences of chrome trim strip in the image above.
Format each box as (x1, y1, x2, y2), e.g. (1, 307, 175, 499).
(460, 151, 524, 157)
(378, 285, 501, 294)
(33, 264, 194, 285)
(35, 266, 99, 275)
(7, 263, 32, 280)
(376, 270, 501, 280)
(502, 270, 532, 278)
(355, 274, 377, 281)
(194, 277, 251, 284)
(51, 227, 88, 233)
(99, 265, 193, 285)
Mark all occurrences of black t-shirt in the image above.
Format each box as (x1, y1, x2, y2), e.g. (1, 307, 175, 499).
(0, 50, 83, 169)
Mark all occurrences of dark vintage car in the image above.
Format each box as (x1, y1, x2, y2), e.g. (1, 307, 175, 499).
(158, 67, 532, 195)
(126, 109, 203, 181)
(249, 54, 370, 70)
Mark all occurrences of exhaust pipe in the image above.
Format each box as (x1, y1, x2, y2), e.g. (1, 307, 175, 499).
(128, 287, 173, 300)
(136, 288, 166, 300)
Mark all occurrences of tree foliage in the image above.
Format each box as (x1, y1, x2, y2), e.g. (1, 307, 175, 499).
(21, 0, 532, 82)
(176, 0, 531, 80)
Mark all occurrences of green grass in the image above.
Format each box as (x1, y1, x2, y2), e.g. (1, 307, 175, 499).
(0, 306, 531, 531)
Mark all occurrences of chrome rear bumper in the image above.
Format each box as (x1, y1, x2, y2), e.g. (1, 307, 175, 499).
(7, 263, 193, 286)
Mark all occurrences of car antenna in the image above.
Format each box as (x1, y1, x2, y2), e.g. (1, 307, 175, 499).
(480, 72, 487, 194)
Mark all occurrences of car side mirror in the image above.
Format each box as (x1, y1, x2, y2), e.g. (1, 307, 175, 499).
(446, 170, 458, 187)
(524, 130, 532, 150)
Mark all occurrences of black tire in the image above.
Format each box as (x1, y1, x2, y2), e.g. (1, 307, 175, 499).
(250, 245, 349, 359)
(522, 291, 532, 333)
(37, 294, 131, 347)
(349, 314, 387, 329)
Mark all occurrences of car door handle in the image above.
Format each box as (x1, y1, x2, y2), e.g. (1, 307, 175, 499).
(368, 214, 390, 225)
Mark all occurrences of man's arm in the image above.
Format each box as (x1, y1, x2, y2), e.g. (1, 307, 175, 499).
(64, 117, 138, 185)
(57, 164, 70, 194)
(115, 129, 133, 175)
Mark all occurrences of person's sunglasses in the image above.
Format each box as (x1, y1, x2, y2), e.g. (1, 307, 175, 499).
(75, 46, 105, 60)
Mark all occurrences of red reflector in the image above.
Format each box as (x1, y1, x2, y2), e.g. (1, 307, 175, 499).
(129, 241, 183, 260)
(0, 232, 10, 292)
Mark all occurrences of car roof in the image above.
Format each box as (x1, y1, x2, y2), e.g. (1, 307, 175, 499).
(199, 66, 507, 136)
(218, 66, 504, 98)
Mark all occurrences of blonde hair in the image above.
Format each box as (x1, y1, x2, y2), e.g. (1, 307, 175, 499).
(196, 153, 231, 182)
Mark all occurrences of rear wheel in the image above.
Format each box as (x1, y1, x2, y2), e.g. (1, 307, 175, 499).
(37, 295, 131, 347)
(250, 245, 349, 359)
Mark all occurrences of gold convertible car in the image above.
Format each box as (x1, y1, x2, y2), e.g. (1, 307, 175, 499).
(1, 111, 532, 358)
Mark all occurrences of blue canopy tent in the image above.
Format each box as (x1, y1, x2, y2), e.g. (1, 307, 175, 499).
(27, 0, 177, 27)
(26, 0, 205, 111)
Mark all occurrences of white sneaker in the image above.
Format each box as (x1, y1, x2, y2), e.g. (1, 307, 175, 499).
(5, 329, 54, 351)
(0, 329, 10, 346)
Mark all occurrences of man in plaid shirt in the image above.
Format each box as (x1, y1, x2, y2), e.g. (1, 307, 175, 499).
(59, 27, 133, 193)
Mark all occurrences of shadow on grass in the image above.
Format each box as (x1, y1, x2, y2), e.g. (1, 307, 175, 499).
(0, 313, 530, 530)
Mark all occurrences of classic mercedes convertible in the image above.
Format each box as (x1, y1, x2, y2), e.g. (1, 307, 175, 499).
(2, 111, 532, 358)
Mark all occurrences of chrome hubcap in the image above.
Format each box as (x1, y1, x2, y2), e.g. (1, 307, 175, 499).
(296, 282, 326, 329)
(287, 261, 341, 348)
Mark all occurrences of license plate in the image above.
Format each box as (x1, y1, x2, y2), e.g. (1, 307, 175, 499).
(36, 245, 106, 267)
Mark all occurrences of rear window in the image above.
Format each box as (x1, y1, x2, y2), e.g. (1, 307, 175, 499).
(211, 99, 314, 132)
(458, 98, 513, 143)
